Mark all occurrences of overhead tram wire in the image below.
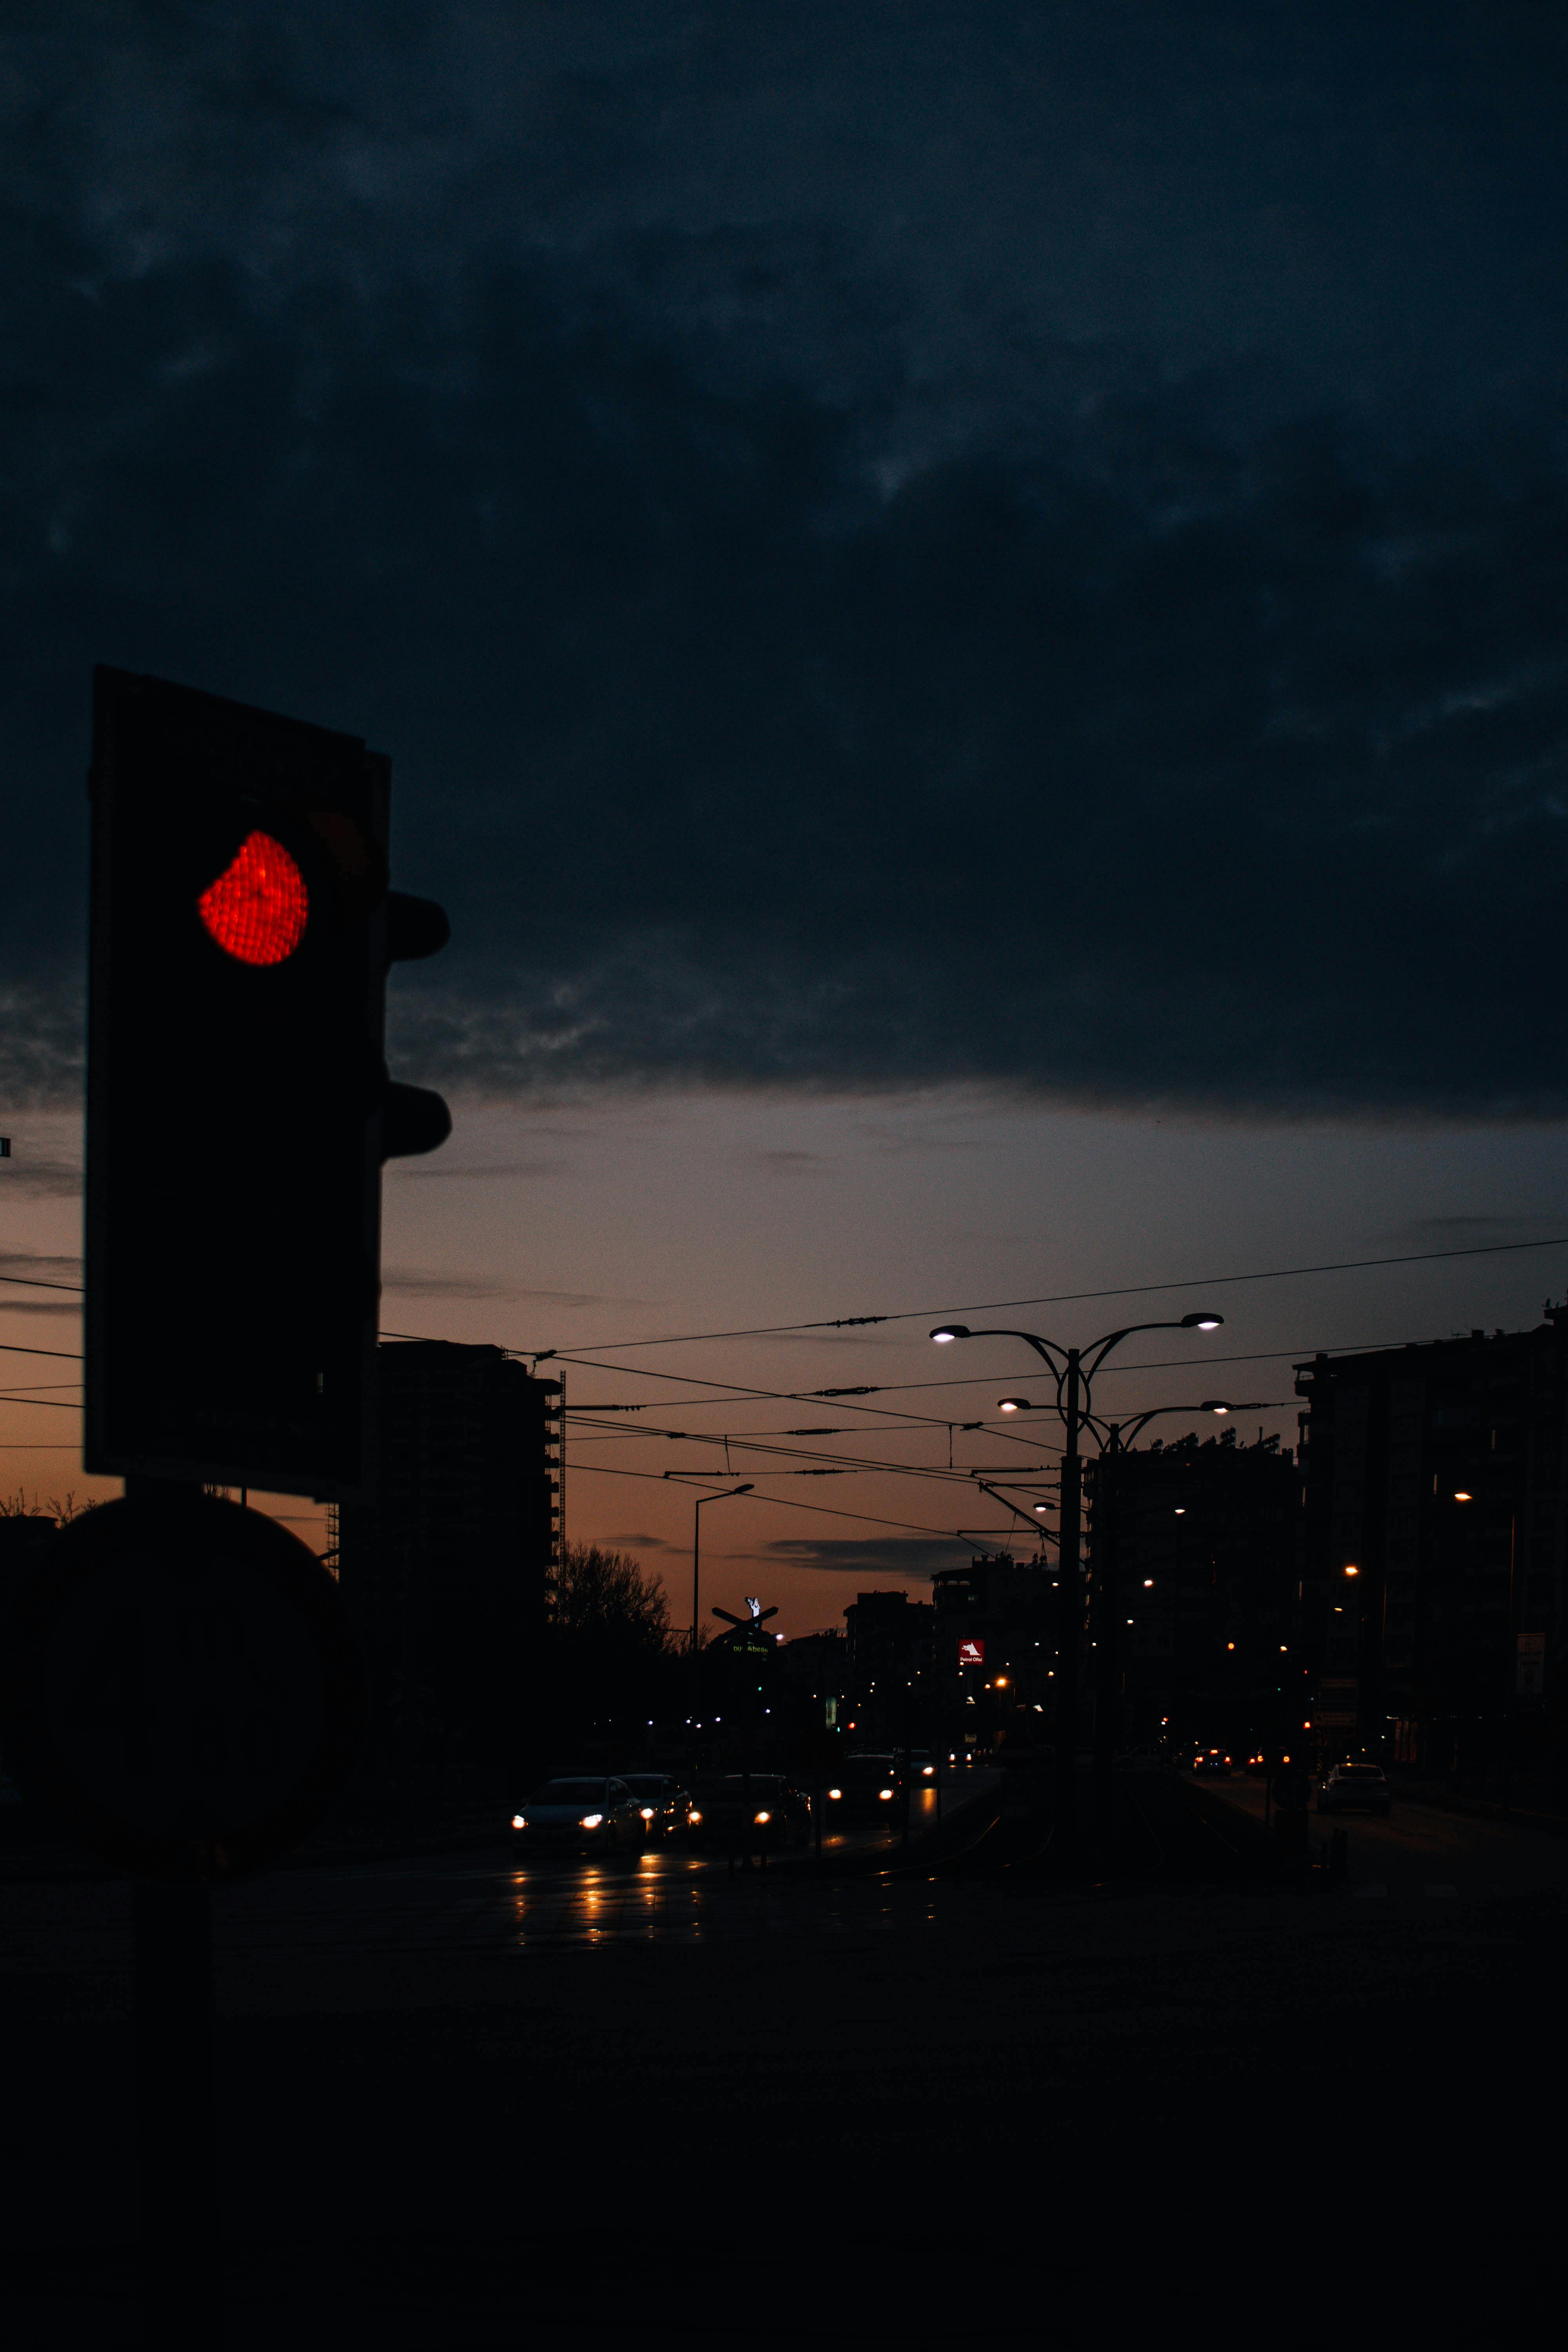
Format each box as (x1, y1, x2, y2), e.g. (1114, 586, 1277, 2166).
(572, 1460, 1003, 1551)
(507, 1231, 1568, 1356)
(546, 1351, 1057, 1451)
(831, 1338, 1430, 1397)
(9, 1225, 1568, 1345)
(567, 1413, 1055, 1486)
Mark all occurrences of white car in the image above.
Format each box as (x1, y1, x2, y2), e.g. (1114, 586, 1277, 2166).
(510, 1776, 646, 1855)
(1316, 1763, 1391, 1816)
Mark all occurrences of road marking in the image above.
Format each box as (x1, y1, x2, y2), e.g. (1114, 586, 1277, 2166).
(1425, 1884, 1459, 1898)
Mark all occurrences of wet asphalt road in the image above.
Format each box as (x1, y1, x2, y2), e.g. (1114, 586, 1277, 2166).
(7, 1771, 1568, 2347)
(1193, 1771, 1568, 1904)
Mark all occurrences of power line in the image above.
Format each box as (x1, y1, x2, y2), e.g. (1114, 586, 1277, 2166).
(844, 1339, 1414, 1397)
(548, 1351, 1052, 1451)
(568, 1413, 1051, 1487)
(515, 1232, 1568, 1356)
(570, 1460, 994, 1549)
(22, 1227, 1559, 1363)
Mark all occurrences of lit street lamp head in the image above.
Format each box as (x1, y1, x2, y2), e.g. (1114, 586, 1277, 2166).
(997, 1396, 1033, 1414)
(930, 1325, 971, 1343)
(1201, 1400, 1231, 1414)
(1181, 1312, 1225, 1330)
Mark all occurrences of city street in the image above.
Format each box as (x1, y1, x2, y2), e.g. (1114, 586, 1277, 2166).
(6, 1769, 1568, 2345)
(0, 1776, 998, 2002)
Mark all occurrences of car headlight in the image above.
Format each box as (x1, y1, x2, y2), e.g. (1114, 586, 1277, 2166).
(580, 1813, 604, 1829)
(687, 1810, 702, 1825)
(828, 1788, 842, 1800)
(754, 1810, 771, 1824)
(922, 1766, 935, 1777)
(640, 1807, 655, 1819)
(512, 1815, 527, 1829)
(878, 1788, 893, 1800)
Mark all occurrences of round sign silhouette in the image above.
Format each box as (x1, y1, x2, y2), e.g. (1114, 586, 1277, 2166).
(0, 1492, 361, 1880)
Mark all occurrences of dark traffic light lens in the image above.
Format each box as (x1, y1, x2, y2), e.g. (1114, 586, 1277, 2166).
(198, 831, 309, 965)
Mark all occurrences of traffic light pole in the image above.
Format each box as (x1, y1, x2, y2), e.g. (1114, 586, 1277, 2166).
(126, 1473, 220, 2348)
(134, 1876, 219, 2349)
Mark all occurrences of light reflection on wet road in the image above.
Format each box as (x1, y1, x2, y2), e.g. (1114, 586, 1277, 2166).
(221, 1834, 924, 1964)
(0, 1784, 998, 1995)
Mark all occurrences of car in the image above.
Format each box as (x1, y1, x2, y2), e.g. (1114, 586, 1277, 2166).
(510, 1776, 646, 1856)
(684, 1774, 813, 1852)
(899, 1749, 940, 1783)
(1192, 1749, 1232, 1776)
(823, 1753, 904, 1822)
(619, 1772, 691, 1840)
(1316, 1762, 1391, 1816)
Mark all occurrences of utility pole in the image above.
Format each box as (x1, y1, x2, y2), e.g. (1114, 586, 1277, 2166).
(1056, 1347, 1083, 1847)
(931, 1315, 1232, 1861)
(1092, 1428, 1123, 1828)
(684, 1485, 753, 1777)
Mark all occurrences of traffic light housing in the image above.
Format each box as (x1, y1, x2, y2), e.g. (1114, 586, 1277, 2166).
(84, 667, 449, 1500)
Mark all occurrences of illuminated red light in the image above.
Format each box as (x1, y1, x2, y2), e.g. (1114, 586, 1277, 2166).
(198, 832, 308, 965)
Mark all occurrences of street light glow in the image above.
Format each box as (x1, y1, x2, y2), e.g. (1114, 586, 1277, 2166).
(930, 1325, 970, 1343)
(1181, 1312, 1225, 1330)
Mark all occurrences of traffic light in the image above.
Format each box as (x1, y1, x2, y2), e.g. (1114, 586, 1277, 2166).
(84, 667, 450, 1500)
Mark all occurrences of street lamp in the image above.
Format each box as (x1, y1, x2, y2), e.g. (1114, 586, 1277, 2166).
(684, 1483, 754, 1659)
(989, 1399, 1240, 1800)
(930, 1312, 1224, 1847)
(665, 1479, 753, 1766)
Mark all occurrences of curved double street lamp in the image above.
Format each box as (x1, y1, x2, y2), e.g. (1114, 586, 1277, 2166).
(931, 1313, 1225, 1841)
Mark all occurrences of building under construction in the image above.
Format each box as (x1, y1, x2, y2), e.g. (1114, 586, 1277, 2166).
(336, 1341, 563, 1793)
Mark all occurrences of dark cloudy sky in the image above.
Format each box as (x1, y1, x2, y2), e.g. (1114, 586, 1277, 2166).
(4, 5, 1568, 1618)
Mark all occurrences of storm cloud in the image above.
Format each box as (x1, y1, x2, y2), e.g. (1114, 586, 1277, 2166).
(4, 4, 1566, 1115)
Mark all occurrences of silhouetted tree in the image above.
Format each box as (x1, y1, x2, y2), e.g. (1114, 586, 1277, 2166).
(539, 1544, 681, 1758)
(548, 1543, 673, 1653)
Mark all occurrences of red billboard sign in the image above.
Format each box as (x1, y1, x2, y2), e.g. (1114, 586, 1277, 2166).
(958, 1637, 984, 1668)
